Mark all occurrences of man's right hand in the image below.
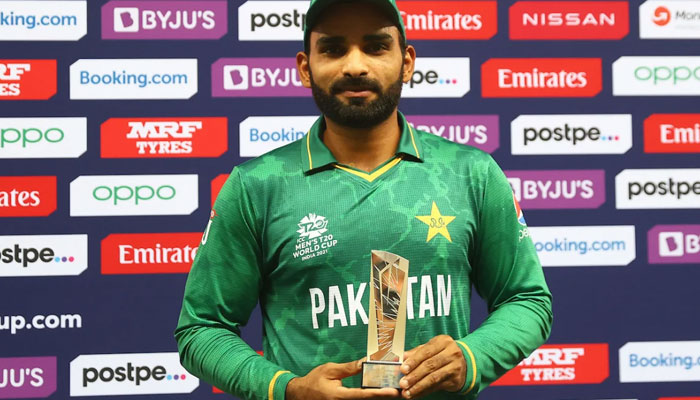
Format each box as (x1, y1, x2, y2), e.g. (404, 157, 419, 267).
(285, 359, 400, 400)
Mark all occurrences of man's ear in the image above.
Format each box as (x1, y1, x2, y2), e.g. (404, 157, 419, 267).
(402, 45, 417, 84)
(296, 51, 312, 89)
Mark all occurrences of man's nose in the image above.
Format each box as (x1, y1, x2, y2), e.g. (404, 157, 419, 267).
(341, 46, 369, 78)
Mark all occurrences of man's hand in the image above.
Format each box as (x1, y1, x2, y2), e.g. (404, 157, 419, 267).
(398, 335, 467, 399)
(286, 359, 400, 400)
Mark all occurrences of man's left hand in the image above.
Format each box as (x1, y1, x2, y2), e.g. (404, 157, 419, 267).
(398, 335, 466, 399)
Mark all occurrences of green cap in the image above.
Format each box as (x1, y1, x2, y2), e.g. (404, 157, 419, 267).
(304, 0, 406, 52)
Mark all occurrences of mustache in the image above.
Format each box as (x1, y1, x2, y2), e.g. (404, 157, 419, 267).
(330, 77, 382, 95)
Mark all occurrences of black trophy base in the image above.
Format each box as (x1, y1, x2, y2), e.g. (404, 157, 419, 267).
(361, 361, 403, 389)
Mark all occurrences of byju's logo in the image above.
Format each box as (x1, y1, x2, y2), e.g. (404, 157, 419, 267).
(613, 56, 700, 96)
(0, 60, 56, 100)
(510, 1, 629, 40)
(0, 234, 88, 277)
(620, 341, 700, 383)
(641, 1, 700, 39)
(511, 114, 632, 155)
(69, 353, 198, 396)
(101, 233, 201, 274)
(528, 226, 636, 267)
(506, 170, 606, 209)
(213, 58, 306, 97)
(102, 1, 227, 39)
(644, 114, 700, 153)
(239, 116, 315, 158)
(0, 117, 86, 159)
(404, 58, 470, 98)
(70, 59, 198, 100)
(493, 344, 609, 385)
(0, 1, 87, 41)
(482, 58, 602, 97)
(406, 115, 499, 153)
(0, 176, 56, 217)
(616, 169, 700, 209)
(101, 117, 228, 158)
(0, 356, 56, 399)
(648, 225, 700, 264)
(69, 175, 198, 216)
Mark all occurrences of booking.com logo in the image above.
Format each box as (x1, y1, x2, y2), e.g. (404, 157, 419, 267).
(534, 238, 626, 255)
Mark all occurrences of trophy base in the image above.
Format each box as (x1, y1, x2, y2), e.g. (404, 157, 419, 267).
(361, 361, 403, 389)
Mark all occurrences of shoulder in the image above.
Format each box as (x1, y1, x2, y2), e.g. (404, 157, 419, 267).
(234, 137, 305, 181)
(414, 128, 495, 174)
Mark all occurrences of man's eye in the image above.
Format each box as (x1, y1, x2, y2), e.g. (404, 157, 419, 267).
(322, 46, 344, 55)
(366, 43, 388, 53)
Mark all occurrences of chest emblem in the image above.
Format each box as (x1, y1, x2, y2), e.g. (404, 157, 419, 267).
(416, 202, 456, 243)
(294, 213, 338, 261)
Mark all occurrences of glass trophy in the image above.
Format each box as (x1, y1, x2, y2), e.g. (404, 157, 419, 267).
(361, 250, 409, 389)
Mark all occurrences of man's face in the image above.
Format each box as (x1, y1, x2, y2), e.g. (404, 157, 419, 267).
(297, 2, 415, 129)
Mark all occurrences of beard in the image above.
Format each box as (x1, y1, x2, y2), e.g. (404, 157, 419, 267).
(309, 66, 404, 129)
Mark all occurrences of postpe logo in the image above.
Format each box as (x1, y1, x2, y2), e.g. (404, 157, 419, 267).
(0, 1, 87, 41)
(493, 343, 609, 385)
(509, 1, 629, 40)
(101, 232, 201, 274)
(505, 170, 606, 209)
(0, 356, 57, 399)
(616, 169, 700, 209)
(613, 56, 700, 96)
(0, 117, 87, 159)
(0, 60, 56, 100)
(0, 176, 56, 217)
(404, 58, 470, 98)
(406, 115, 499, 153)
(239, 116, 315, 158)
(102, 1, 227, 40)
(100, 117, 228, 158)
(69, 175, 198, 216)
(644, 114, 700, 153)
(69, 352, 198, 396)
(0, 234, 88, 277)
(213, 58, 307, 97)
(648, 225, 700, 264)
(619, 341, 700, 383)
(511, 114, 632, 155)
(482, 58, 602, 98)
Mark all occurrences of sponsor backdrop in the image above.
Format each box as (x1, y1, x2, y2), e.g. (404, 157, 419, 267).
(1, 0, 699, 399)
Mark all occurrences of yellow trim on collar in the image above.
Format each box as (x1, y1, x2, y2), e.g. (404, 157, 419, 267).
(456, 341, 477, 394)
(334, 156, 402, 183)
(408, 124, 420, 159)
(268, 370, 290, 400)
(306, 133, 313, 170)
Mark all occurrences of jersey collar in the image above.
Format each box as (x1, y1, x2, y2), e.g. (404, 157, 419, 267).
(301, 111, 424, 174)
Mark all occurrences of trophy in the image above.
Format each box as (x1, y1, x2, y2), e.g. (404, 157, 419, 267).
(361, 250, 409, 389)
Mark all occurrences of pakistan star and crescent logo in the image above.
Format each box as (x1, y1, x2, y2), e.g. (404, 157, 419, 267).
(416, 202, 456, 242)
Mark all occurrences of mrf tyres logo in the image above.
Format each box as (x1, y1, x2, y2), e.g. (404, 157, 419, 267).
(293, 213, 338, 262)
(509, 1, 629, 40)
(101, 0, 227, 40)
(101, 117, 228, 158)
(644, 114, 700, 153)
(616, 169, 700, 209)
(493, 343, 609, 385)
(640, 1, 700, 39)
(620, 341, 700, 383)
(648, 225, 700, 265)
(0, 234, 88, 277)
(70, 352, 198, 397)
(506, 170, 605, 209)
(101, 232, 201, 274)
(238, 1, 496, 41)
(0, 60, 56, 100)
(0, 356, 57, 399)
(511, 114, 632, 155)
(407, 115, 499, 153)
(0, 1, 87, 41)
(482, 58, 602, 98)
(0, 176, 56, 217)
(0, 117, 86, 159)
(613, 56, 700, 96)
(69, 175, 198, 217)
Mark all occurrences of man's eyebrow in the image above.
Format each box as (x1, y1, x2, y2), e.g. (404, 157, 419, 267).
(316, 35, 345, 46)
(363, 33, 393, 42)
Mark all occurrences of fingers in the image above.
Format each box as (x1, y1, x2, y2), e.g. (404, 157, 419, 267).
(336, 386, 400, 399)
(401, 337, 444, 375)
(399, 348, 451, 392)
(323, 358, 364, 379)
(401, 363, 457, 399)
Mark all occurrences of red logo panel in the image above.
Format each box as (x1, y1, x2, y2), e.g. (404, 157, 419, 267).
(101, 117, 228, 158)
(211, 174, 230, 208)
(0, 60, 57, 100)
(492, 343, 609, 386)
(510, 1, 628, 40)
(397, 1, 497, 40)
(0, 176, 56, 217)
(482, 58, 602, 98)
(101, 233, 202, 274)
(644, 114, 700, 154)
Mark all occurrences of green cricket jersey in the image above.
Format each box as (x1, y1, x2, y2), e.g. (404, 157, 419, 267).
(175, 112, 553, 400)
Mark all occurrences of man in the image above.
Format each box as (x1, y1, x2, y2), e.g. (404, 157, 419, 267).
(175, 0, 553, 399)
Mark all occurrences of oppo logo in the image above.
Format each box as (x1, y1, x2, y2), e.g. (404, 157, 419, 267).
(634, 65, 700, 84)
(92, 185, 176, 205)
(614, 57, 700, 96)
(1, 126, 64, 148)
